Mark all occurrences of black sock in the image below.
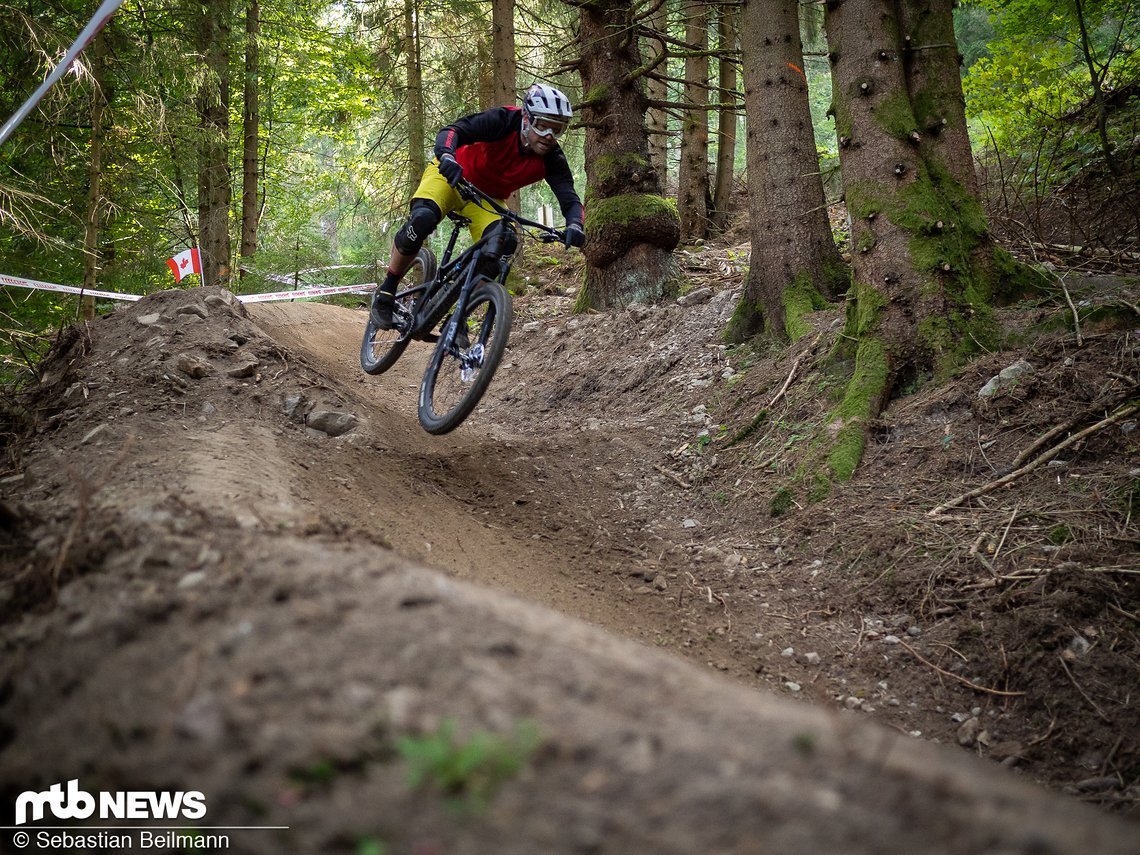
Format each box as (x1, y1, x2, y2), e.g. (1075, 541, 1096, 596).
(380, 271, 400, 296)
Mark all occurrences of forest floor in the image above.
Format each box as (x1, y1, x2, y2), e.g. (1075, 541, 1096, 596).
(0, 235, 1137, 853)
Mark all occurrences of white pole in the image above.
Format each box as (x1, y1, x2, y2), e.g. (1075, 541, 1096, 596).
(0, 0, 126, 147)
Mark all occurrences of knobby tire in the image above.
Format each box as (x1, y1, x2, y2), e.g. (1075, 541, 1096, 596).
(417, 279, 512, 435)
(359, 248, 437, 375)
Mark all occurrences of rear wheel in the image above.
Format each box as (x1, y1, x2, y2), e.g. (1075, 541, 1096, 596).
(417, 279, 512, 434)
(359, 248, 436, 375)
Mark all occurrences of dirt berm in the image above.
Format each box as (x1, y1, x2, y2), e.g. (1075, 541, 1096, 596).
(0, 284, 1136, 853)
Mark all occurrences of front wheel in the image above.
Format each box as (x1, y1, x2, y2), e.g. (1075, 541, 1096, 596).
(359, 248, 437, 375)
(417, 279, 513, 435)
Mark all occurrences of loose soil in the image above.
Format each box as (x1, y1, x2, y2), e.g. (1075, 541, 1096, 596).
(0, 245, 1137, 853)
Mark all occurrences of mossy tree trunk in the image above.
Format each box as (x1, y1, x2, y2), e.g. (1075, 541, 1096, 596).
(677, 0, 710, 241)
(899, 0, 978, 197)
(817, 0, 1019, 489)
(576, 0, 681, 309)
(727, 0, 846, 345)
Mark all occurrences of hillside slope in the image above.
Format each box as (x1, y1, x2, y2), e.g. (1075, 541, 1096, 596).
(0, 275, 1137, 851)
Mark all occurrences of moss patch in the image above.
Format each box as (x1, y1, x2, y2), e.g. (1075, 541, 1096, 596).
(874, 90, 918, 142)
(585, 193, 677, 231)
(781, 273, 828, 342)
(724, 297, 765, 343)
(827, 337, 889, 481)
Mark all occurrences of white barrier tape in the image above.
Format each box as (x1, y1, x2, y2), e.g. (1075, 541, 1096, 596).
(235, 283, 375, 303)
(2, 273, 375, 305)
(1, 272, 142, 302)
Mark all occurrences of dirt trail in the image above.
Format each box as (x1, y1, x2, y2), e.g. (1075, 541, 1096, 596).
(0, 280, 1137, 852)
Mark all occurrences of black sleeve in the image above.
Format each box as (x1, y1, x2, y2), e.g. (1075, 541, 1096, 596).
(434, 107, 516, 158)
(544, 147, 584, 227)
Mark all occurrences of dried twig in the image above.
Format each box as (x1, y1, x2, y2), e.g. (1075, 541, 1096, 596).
(653, 463, 691, 489)
(1058, 654, 1113, 724)
(898, 639, 1025, 697)
(930, 402, 1140, 515)
(1058, 277, 1084, 347)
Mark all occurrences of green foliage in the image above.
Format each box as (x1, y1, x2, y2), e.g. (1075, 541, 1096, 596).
(398, 719, 541, 812)
(963, 0, 1140, 177)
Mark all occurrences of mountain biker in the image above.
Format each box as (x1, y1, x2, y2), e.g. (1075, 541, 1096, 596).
(371, 83, 586, 329)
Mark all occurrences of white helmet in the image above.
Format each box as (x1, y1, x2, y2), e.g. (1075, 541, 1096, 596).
(522, 83, 572, 140)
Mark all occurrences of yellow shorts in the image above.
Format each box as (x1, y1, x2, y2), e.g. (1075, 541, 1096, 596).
(412, 159, 507, 242)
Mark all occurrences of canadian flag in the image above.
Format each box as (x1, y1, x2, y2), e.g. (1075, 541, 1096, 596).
(166, 247, 202, 282)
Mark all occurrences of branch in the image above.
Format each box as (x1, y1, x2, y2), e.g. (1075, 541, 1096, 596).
(929, 401, 1140, 515)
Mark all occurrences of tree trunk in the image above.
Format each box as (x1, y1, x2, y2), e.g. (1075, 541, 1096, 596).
(819, 0, 1019, 487)
(1073, 0, 1118, 174)
(577, 0, 680, 308)
(491, 0, 519, 209)
(405, 0, 425, 197)
(239, 0, 260, 275)
(711, 2, 738, 231)
(197, 0, 232, 289)
(81, 28, 107, 321)
(644, 2, 670, 189)
(491, 0, 516, 105)
(728, 0, 845, 344)
(677, 0, 710, 241)
(898, 0, 979, 196)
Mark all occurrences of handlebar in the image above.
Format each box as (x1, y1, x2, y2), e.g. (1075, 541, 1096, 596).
(455, 178, 566, 242)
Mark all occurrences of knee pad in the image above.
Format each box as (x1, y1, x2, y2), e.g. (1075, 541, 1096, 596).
(394, 201, 441, 256)
(481, 221, 518, 258)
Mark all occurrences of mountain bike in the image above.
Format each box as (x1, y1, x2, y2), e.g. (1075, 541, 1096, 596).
(360, 179, 568, 435)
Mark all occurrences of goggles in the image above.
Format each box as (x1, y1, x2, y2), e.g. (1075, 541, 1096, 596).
(530, 115, 569, 139)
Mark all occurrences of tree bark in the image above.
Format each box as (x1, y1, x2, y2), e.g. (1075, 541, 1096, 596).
(239, 0, 261, 274)
(728, 0, 845, 344)
(491, 0, 519, 209)
(711, 2, 738, 231)
(405, 0, 425, 198)
(644, 3, 670, 188)
(898, 0, 979, 196)
(677, 0, 710, 241)
(492, 0, 516, 105)
(197, 0, 232, 289)
(577, 0, 680, 308)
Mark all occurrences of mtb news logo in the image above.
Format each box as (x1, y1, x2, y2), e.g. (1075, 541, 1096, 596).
(15, 780, 207, 825)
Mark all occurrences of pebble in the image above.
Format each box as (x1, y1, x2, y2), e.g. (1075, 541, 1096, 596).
(784, 682, 801, 693)
(804, 652, 821, 665)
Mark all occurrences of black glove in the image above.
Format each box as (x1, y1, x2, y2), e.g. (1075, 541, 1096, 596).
(564, 222, 585, 249)
(438, 153, 463, 187)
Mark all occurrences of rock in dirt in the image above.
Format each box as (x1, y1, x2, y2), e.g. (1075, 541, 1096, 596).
(978, 359, 1034, 398)
(306, 410, 358, 437)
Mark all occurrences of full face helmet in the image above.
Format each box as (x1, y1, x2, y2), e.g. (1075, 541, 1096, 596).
(521, 83, 572, 141)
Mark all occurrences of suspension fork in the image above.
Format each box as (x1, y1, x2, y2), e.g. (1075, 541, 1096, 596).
(440, 247, 486, 355)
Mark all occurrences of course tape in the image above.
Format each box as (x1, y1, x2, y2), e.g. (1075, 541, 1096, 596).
(1, 272, 143, 302)
(2, 272, 376, 304)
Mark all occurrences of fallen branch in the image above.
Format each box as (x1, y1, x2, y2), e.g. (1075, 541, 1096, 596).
(930, 402, 1140, 515)
(1058, 655, 1113, 724)
(654, 464, 691, 489)
(898, 639, 1025, 697)
(1010, 383, 1139, 469)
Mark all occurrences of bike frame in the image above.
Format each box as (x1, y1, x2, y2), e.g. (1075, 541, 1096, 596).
(393, 180, 562, 356)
